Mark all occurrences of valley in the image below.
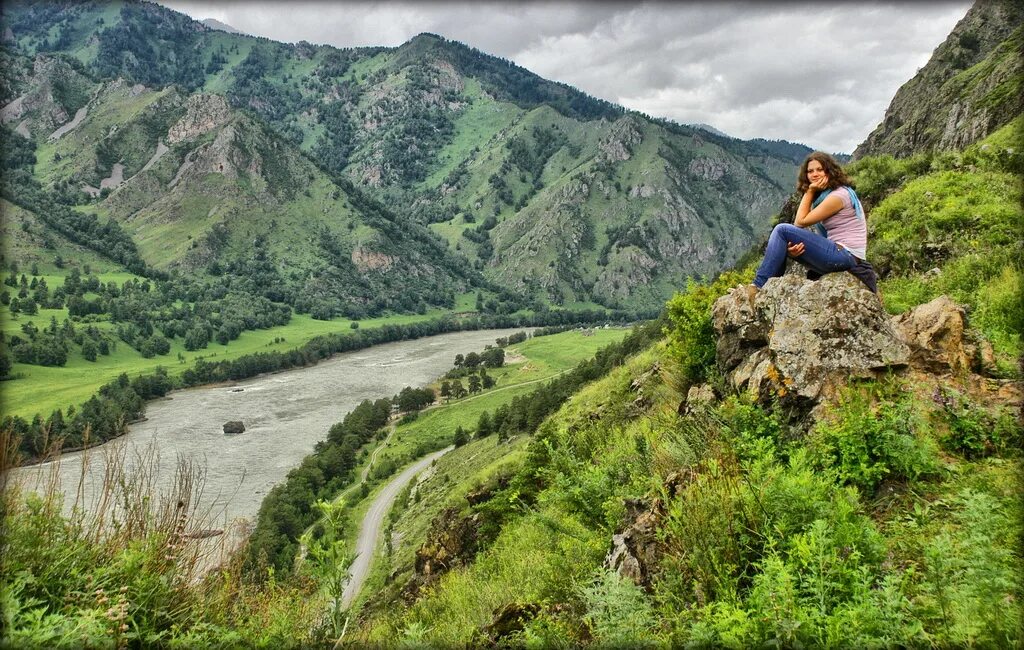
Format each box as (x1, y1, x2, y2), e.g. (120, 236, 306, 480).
(1, 0, 1021, 647)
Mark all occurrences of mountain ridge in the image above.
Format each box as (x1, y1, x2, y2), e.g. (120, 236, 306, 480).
(0, 0, 803, 311)
(854, 0, 1023, 158)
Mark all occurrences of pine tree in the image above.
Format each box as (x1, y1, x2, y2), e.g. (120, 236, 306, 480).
(476, 411, 492, 438)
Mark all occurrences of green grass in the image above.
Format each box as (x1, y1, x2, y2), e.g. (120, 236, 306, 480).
(870, 168, 1023, 371)
(373, 328, 630, 468)
(428, 217, 471, 249)
(0, 200, 124, 275)
(322, 328, 630, 613)
(352, 435, 531, 611)
(420, 78, 523, 190)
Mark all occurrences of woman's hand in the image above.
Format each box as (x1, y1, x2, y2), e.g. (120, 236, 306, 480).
(808, 175, 829, 192)
(787, 242, 805, 257)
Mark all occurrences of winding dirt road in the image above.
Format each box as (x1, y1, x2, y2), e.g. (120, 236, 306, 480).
(341, 445, 453, 608)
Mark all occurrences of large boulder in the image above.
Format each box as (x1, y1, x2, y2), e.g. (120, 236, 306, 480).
(712, 273, 910, 407)
(891, 295, 975, 375)
(605, 497, 666, 589)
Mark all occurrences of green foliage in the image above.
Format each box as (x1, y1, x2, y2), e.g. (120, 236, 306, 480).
(845, 152, 936, 208)
(93, 4, 206, 90)
(665, 270, 750, 385)
(852, 138, 1024, 370)
(914, 488, 1022, 646)
(1, 465, 323, 647)
(808, 386, 941, 496)
(245, 398, 392, 576)
(933, 387, 1022, 459)
(579, 569, 659, 646)
(869, 170, 1021, 277)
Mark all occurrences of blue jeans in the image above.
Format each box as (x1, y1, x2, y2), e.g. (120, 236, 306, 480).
(753, 223, 856, 288)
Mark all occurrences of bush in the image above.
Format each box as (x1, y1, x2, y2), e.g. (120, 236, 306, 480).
(934, 388, 1022, 459)
(808, 386, 940, 496)
(665, 270, 749, 385)
(580, 569, 660, 645)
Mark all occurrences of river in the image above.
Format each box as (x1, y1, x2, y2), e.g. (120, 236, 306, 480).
(8, 328, 529, 535)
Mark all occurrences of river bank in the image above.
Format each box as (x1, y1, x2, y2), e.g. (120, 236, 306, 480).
(6, 328, 530, 530)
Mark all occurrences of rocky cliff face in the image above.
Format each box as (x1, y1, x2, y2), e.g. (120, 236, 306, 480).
(166, 94, 231, 144)
(0, 55, 94, 139)
(854, 0, 1024, 159)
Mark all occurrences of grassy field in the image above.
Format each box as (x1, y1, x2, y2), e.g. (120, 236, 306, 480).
(1, 260, 626, 422)
(1, 295, 500, 420)
(376, 327, 630, 465)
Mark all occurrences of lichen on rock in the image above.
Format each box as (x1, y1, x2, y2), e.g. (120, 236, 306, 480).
(712, 273, 910, 408)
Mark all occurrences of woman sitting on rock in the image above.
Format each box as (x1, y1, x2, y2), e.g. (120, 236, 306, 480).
(752, 151, 877, 292)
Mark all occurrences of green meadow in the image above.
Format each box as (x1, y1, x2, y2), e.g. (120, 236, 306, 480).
(0, 285, 486, 420)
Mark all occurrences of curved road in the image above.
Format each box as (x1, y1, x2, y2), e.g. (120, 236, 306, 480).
(337, 368, 575, 607)
(341, 445, 453, 608)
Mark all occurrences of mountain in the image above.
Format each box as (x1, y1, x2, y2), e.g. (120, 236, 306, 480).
(201, 18, 244, 35)
(0, 1, 799, 313)
(688, 122, 732, 138)
(7, 2, 1023, 646)
(854, 0, 1024, 158)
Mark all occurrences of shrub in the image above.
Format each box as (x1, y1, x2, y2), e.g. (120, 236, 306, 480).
(934, 388, 1022, 459)
(665, 270, 749, 385)
(579, 569, 661, 645)
(808, 387, 940, 496)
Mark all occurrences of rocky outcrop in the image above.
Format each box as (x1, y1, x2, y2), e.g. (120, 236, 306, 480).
(688, 157, 728, 181)
(351, 247, 397, 272)
(167, 94, 231, 144)
(605, 497, 666, 589)
(478, 603, 542, 643)
(597, 116, 643, 162)
(892, 295, 974, 375)
(711, 270, 1013, 412)
(222, 421, 245, 434)
(712, 273, 910, 408)
(1, 55, 95, 136)
(854, 0, 1024, 158)
(403, 507, 480, 602)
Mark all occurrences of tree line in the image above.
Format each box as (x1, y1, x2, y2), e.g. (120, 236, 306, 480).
(3, 306, 653, 463)
(242, 315, 664, 577)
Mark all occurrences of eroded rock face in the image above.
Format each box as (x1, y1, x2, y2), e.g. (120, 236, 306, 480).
(403, 507, 480, 602)
(892, 295, 973, 375)
(597, 116, 643, 162)
(712, 273, 910, 407)
(167, 94, 231, 144)
(605, 497, 665, 589)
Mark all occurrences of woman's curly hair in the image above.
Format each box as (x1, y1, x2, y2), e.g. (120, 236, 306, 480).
(796, 151, 854, 194)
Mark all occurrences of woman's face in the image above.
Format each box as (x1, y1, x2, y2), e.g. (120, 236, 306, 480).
(807, 160, 827, 184)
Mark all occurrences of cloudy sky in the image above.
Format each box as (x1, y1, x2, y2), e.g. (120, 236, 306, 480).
(158, 1, 971, 154)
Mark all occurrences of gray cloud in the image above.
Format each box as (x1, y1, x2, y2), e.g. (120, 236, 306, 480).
(159, 0, 971, 153)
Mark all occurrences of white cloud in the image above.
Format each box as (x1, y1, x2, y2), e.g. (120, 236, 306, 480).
(158, 0, 972, 153)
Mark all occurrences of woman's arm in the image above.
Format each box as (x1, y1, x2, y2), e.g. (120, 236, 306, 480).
(794, 178, 844, 227)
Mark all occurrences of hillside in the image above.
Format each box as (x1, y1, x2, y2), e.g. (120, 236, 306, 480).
(854, 0, 1024, 158)
(0, 0, 802, 312)
(348, 120, 1023, 647)
(2, 2, 1021, 648)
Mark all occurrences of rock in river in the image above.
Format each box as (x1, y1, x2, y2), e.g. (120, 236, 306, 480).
(223, 421, 245, 434)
